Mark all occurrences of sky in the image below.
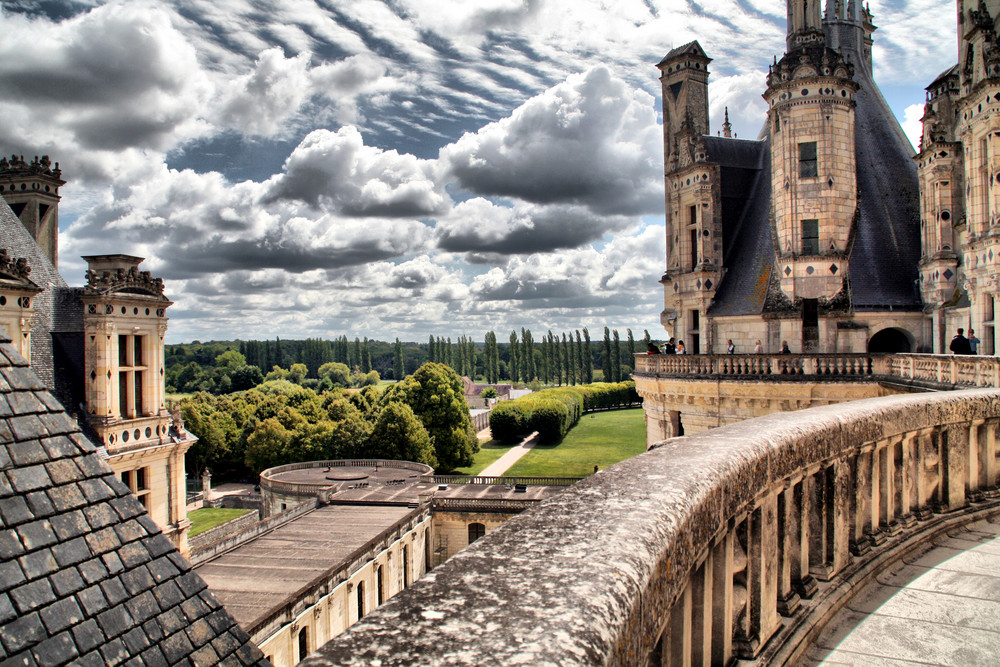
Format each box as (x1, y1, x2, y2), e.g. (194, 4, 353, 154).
(0, 0, 956, 344)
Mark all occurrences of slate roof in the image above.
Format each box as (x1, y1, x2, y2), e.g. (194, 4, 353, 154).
(0, 328, 270, 667)
(702, 40, 922, 316)
(657, 40, 710, 66)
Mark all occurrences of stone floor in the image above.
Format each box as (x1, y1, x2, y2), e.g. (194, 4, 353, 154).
(805, 515, 1000, 666)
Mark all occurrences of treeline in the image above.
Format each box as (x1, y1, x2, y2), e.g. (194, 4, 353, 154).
(182, 363, 478, 479)
(166, 328, 654, 396)
(489, 381, 639, 443)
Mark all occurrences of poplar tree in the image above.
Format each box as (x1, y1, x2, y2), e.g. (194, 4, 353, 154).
(626, 329, 635, 371)
(509, 331, 519, 383)
(583, 328, 593, 383)
(575, 330, 584, 385)
(612, 330, 622, 382)
(394, 338, 404, 380)
(603, 327, 612, 382)
(428, 335, 436, 363)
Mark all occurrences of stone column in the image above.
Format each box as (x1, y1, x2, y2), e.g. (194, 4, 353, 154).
(710, 530, 735, 666)
(776, 483, 801, 616)
(941, 423, 970, 512)
(690, 555, 713, 666)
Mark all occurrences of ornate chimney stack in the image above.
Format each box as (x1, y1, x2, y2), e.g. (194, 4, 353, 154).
(0, 154, 65, 268)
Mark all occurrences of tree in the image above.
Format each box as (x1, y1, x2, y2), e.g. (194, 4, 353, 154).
(603, 327, 612, 382)
(382, 362, 478, 470)
(364, 402, 436, 466)
(509, 331, 519, 383)
(244, 417, 293, 474)
(229, 365, 263, 392)
(612, 330, 622, 382)
(627, 329, 636, 370)
(318, 362, 351, 387)
(393, 338, 404, 380)
(288, 363, 308, 385)
(583, 328, 594, 383)
(575, 330, 584, 386)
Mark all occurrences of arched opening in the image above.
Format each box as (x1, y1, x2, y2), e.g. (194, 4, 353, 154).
(376, 565, 384, 605)
(402, 545, 410, 588)
(468, 522, 486, 545)
(357, 580, 365, 620)
(297, 627, 309, 662)
(868, 328, 913, 353)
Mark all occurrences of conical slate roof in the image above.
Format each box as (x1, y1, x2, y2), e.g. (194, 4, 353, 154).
(0, 328, 270, 666)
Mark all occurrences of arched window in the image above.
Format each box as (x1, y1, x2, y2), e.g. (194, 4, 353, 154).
(357, 580, 365, 620)
(402, 545, 410, 588)
(376, 565, 384, 605)
(468, 522, 486, 544)
(297, 627, 309, 662)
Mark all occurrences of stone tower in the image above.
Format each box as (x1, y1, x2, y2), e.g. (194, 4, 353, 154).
(0, 154, 64, 268)
(79, 254, 193, 555)
(764, 0, 859, 347)
(657, 41, 722, 354)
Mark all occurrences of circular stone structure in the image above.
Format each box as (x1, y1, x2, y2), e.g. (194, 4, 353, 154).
(259, 459, 434, 517)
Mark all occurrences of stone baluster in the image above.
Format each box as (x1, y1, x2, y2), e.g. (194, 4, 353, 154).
(710, 529, 735, 666)
(689, 555, 713, 666)
(985, 420, 999, 492)
(941, 423, 970, 512)
(663, 581, 691, 665)
(851, 447, 873, 556)
(734, 496, 780, 659)
(881, 437, 901, 535)
(968, 419, 986, 500)
(809, 460, 851, 581)
(914, 427, 938, 518)
(776, 483, 802, 616)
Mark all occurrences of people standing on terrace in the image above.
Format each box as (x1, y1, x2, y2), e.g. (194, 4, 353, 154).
(968, 329, 981, 354)
(727, 339, 735, 354)
(753, 340, 762, 354)
(676, 341, 686, 354)
(781, 341, 791, 354)
(950, 328, 972, 355)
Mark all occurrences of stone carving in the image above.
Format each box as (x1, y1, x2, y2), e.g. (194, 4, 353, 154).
(0, 153, 61, 178)
(0, 249, 32, 282)
(84, 265, 165, 297)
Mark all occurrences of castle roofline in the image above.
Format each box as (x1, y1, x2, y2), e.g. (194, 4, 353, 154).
(658, 41, 711, 67)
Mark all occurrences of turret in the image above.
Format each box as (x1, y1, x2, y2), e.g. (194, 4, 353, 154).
(0, 155, 64, 268)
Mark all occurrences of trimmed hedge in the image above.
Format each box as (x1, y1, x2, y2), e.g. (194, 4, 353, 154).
(489, 381, 638, 443)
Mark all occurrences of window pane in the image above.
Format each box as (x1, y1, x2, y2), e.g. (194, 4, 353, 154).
(802, 219, 819, 254)
(799, 142, 818, 178)
(119, 371, 128, 417)
(136, 467, 147, 491)
(134, 370, 143, 415)
(119, 335, 128, 366)
(134, 336, 143, 367)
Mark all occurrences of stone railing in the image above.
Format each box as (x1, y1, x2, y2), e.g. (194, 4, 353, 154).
(302, 389, 1000, 666)
(634, 352, 1000, 389)
(259, 459, 435, 497)
(430, 497, 542, 513)
(424, 475, 583, 486)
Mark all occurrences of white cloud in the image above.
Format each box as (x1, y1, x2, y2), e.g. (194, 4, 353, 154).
(901, 103, 924, 152)
(218, 47, 312, 136)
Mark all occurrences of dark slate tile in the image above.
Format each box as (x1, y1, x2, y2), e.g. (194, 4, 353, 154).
(51, 536, 89, 568)
(190, 643, 220, 665)
(204, 608, 234, 635)
(38, 412, 78, 437)
(0, 395, 12, 418)
(145, 534, 176, 559)
(0, 494, 32, 525)
(95, 603, 133, 639)
(114, 519, 147, 544)
(9, 575, 56, 614)
(120, 566, 154, 597)
(75, 584, 109, 617)
(0, 423, 13, 447)
(23, 490, 55, 519)
(0, 592, 15, 624)
(152, 579, 185, 611)
(122, 658, 143, 667)
(77, 557, 109, 585)
(84, 526, 120, 556)
(147, 556, 180, 584)
(138, 645, 168, 667)
(39, 596, 83, 635)
(234, 640, 265, 664)
(115, 541, 149, 569)
(74, 651, 108, 667)
(141, 618, 166, 643)
(0, 528, 24, 559)
(109, 496, 143, 521)
(176, 572, 206, 598)
(97, 637, 128, 667)
(7, 463, 50, 493)
(82, 503, 117, 530)
(185, 617, 216, 649)
(48, 567, 84, 597)
(0, 611, 45, 653)
(218, 655, 243, 667)
(44, 458, 81, 486)
(0, 559, 26, 593)
(78, 477, 113, 504)
(67, 432, 96, 454)
(160, 630, 195, 664)
(0, 446, 11, 471)
(124, 590, 159, 625)
(135, 514, 159, 536)
(35, 391, 64, 413)
(101, 550, 124, 576)
(49, 509, 89, 541)
(99, 578, 128, 607)
(18, 548, 58, 580)
(1, 366, 45, 391)
(17, 519, 57, 550)
(120, 626, 151, 655)
(40, 435, 83, 460)
(166, 551, 191, 573)
(156, 607, 187, 636)
(6, 391, 45, 416)
(0, 471, 13, 498)
(7, 415, 50, 444)
(46, 482, 87, 512)
(7, 439, 48, 466)
(70, 618, 104, 654)
(211, 631, 242, 661)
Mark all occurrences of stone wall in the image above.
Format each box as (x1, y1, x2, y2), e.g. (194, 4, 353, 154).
(299, 389, 1000, 666)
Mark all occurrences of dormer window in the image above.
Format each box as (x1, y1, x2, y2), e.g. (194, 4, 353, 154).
(118, 334, 146, 418)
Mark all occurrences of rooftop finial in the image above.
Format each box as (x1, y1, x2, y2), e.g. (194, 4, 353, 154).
(722, 107, 732, 138)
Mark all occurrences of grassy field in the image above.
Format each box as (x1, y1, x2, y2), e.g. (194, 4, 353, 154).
(452, 439, 515, 476)
(188, 508, 252, 538)
(504, 408, 646, 477)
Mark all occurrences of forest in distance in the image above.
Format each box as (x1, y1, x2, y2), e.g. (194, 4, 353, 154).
(166, 327, 658, 396)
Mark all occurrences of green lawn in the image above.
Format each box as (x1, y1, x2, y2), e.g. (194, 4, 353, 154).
(188, 508, 252, 538)
(504, 408, 646, 477)
(452, 440, 515, 476)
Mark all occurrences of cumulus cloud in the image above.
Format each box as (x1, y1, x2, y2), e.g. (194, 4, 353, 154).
(264, 127, 447, 216)
(901, 103, 924, 152)
(218, 47, 312, 136)
(436, 197, 637, 256)
(440, 67, 663, 216)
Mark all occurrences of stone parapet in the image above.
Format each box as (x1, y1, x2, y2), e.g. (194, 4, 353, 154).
(301, 389, 1000, 666)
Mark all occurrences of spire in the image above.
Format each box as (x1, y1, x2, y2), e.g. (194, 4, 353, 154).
(722, 107, 732, 138)
(787, 0, 825, 51)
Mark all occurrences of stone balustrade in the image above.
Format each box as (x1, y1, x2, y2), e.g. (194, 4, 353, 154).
(634, 352, 1000, 389)
(301, 389, 1000, 666)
